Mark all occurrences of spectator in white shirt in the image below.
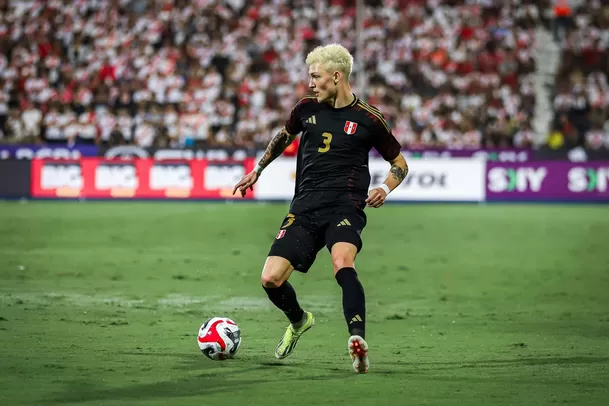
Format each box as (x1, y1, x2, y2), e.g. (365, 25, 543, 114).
(21, 102, 42, 141)
(134, 120, 156, 148)
(5, 109, 26, 142)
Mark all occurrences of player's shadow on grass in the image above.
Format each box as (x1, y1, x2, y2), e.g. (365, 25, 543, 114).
(48, 369, 272, 404)
(121, 350, 418, 376)
(116, 351, 295, 369)
(47, 355, 349, 404)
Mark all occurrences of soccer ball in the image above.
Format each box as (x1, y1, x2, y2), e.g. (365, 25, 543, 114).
(197, 317, 242, 360)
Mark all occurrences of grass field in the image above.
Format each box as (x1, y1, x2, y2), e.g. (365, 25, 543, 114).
(1, 201, 608, 406)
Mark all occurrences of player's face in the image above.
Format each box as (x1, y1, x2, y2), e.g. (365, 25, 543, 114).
(308, 63, 337, 103)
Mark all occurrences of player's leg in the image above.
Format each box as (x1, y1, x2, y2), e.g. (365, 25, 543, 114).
(325, 211, 369, 373)
(331, 242, 369, 373)
(264, 213, 321, 359)
(330, 242, 365, 339)
(260, 256, 303, 322)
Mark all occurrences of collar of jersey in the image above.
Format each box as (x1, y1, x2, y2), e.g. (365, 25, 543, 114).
(327, 93, 358, 110)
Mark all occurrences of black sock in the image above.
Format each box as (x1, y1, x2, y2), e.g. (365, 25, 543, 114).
(263, 281, 304, 325)
(335, 267, 366, 339)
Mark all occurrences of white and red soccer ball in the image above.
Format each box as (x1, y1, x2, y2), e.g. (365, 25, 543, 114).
(197, 317, 242, 360)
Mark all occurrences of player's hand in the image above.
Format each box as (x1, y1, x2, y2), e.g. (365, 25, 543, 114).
(366, 187, 387, 208)
(232, 170, 259, 197)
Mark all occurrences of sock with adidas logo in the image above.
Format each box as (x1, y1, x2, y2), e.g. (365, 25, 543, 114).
(335, 267, 366, 339)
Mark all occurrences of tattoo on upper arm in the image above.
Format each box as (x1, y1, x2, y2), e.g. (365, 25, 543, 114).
(390, 163, 407, 182)
(258, 127, 296, 169)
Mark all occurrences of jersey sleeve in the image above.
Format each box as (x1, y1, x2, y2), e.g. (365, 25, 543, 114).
(371, 113, 401, 161)
(285, 97, 315, 135)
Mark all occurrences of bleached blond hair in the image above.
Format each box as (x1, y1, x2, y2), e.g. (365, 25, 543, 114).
(305, 44, 354, 79)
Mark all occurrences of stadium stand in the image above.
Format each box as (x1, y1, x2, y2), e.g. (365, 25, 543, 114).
(0, 0, 589, 151)
(548, 0, 609, 151)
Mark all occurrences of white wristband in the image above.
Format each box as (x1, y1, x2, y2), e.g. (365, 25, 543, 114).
(254, 164, 264, 175)
(379, 183, 391, 195)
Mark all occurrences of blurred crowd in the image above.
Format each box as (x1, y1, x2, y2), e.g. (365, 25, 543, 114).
(549, 0, 609, 151)
(0, 0, 605, 151)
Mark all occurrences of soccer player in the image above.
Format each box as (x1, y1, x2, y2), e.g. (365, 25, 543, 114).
(232, 44, 409, 373)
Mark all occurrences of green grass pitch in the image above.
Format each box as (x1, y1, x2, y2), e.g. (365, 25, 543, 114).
(1, 201, 608, 405)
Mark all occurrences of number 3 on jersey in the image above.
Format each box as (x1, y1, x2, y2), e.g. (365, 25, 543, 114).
(318, 132, 332, 153)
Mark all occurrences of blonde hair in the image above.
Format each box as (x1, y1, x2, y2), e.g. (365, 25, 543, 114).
(305, 44, 354, 79)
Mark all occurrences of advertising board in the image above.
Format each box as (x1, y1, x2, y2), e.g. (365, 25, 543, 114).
(30, 158, 254, 199)
(486, 162, 609, 201)
(255, 158, 486, 202)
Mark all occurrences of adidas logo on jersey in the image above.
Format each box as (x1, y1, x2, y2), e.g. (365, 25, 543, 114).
(337, 219, 351, 227)
(306, 115, 316, 124)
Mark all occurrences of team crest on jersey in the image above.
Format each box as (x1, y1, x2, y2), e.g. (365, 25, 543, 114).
(276, 230, 286, 239)
(344, 121, 358, 135)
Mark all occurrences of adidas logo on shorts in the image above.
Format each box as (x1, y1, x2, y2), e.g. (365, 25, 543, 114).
(337, 219, 351, 227)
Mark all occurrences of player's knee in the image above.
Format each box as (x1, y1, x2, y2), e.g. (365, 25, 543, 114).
(261, 271, 283, 288)
(261, 257, 293, 288)
(331, 243, 358, 274)
(332, 254, 355, 274)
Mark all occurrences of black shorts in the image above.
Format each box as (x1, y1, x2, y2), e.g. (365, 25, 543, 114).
(268, 208, 367, 273)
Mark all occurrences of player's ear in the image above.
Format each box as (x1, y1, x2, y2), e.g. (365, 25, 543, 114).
(334, 71, 340, 85)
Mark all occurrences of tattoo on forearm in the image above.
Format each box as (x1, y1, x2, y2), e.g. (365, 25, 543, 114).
(258, 128, 295, 169)
(390, 164, 407, 182)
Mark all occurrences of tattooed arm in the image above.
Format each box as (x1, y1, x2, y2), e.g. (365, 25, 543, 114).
(385, 153, 409, 191)
(233, 127, 297, 197)
(255, 127, 297, 173)
(365, 153, 409, 208)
